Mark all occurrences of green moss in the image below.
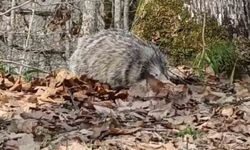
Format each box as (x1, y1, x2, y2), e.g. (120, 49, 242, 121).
(132, 0, 229, 66)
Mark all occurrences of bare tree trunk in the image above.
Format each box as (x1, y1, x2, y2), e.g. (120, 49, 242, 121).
(7, 0, 15, 47)
(123, 0, 129, 31)
(111, 0, 115, 28)
(114, 0, 122, 28)
(186, 0, 250, 39)
(81, 0, 98, 35)
(96, 0, 105, 30)
(65, 14, 71, 59)
(78, 0, 105, 57)
(65, 0, 71, 59)
(80, 0, 105, 35)
(19, 0, 35, 74)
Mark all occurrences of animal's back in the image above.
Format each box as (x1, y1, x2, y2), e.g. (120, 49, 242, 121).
(69, 29, 167, 88)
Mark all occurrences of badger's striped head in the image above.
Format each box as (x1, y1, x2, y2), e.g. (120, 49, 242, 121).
(141, 44, 170, 84)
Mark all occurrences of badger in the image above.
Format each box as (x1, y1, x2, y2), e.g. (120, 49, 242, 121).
(68, 29, 171, 88)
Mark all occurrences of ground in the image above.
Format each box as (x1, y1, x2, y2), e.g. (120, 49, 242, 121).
(0, 67, 250, 150)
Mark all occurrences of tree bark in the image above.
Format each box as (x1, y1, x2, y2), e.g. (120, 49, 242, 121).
(96, 0, 105, 30)
(114, 0, 122, 28)
(123, 0, 129, 31)
(80, 0, 104, 35)
(65, 1, 71, 59)
(7, 0, 15, 46)
(81, 0, 98, 35)
(19, 0, 35, 74)
(186, 0, 250, 39)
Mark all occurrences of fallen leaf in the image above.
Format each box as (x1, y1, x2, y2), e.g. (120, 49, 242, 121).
(164, 142, 177, 150)
(3, 78, 14, 88)
(0, 92, 9, 104)
(55, 69, 76, 86)
(73, 91, 88, 101)
(91, 120, 111, 139)
(128, 80, 149, 97)
(18, 134, 40, 150)
(21, 82, 32, 91)
(17, 119, 38, 134)
(221, 106, 234, 117)
(9, 77, 21, 91)
(93, 105, 117, 117)
(57, 141, 90, 150)
(148, 102, 173, 120)
(110, 127, 141, 135)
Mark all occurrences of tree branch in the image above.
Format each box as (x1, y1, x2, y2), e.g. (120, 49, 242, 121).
(0, 0, 33, 16)
(16, 9, 53, 16)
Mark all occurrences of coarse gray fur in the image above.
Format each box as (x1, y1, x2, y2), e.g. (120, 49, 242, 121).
(68, 29, 170, 88)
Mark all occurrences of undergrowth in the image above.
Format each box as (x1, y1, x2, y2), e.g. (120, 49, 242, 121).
(193, 41, 237, 78)
(0, 63, 41, 81)
(177, 126, 201, 139)
(0, 63, 19, 75)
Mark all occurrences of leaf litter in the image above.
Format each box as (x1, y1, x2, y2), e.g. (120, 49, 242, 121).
(0, 68, 249, 150)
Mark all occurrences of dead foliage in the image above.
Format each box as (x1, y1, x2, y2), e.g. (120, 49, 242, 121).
(0, 67, 250, 150)
(48, 4, 71, 32)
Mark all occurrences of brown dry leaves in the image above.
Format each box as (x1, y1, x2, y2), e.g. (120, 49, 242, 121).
(0, 68, 250, 150)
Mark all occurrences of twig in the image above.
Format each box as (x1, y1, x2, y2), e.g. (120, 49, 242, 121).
(16, 9, 53, 16)
(205, 96, 250, 107)
(186, 136, 189, 150)
(0, 0, 33, 16)
(229, 59, 238, 85)
(143, 128, 169, 132)
(67, 89, 79, 110)
(0, 59, 49, 74)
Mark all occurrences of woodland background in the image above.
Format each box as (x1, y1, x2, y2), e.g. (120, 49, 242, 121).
(0, 0, 250, 77)
(0, 1, 250, 150)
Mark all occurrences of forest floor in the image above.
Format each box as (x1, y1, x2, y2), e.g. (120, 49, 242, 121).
(0, 66, 249, 150)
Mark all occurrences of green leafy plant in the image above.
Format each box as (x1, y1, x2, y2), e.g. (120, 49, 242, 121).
(23, 69, 42, 82)
(0, 63, 19, 75)
(177, 126, 200, 139)
(206, 41, 236, 75)
(193, 41, 237, 77)
(0, 62, 44, 82)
